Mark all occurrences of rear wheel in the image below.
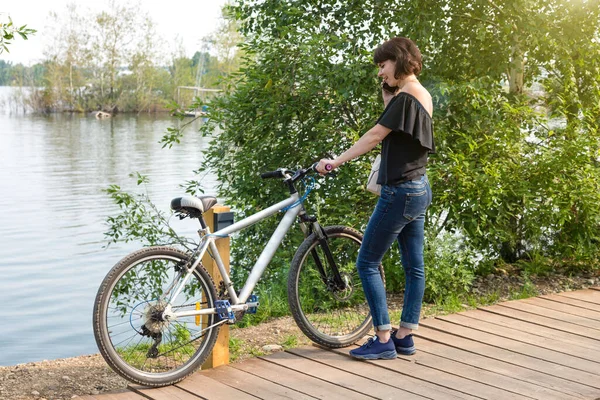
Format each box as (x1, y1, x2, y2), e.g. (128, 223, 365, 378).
(288, 226, 384, 347)
(93, 246, 219, 386)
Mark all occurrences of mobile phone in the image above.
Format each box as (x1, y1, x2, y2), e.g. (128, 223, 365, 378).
(382, 82, 398, 94)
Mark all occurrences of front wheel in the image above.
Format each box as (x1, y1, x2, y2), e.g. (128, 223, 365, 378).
(93, 246, 220, 386)
(288, 225, 384, 348)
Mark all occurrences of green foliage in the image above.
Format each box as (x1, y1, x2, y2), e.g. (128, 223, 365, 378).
(104, 0, 600, 316)
(0, 16, 36, 53)
(423, 232, 476, 303)
(236, 276, 289, 327)
(466, 291, 501, 308)
(515, 253, 554, 277)
(508, 276, 539, 300)
(12, 2, 238, 113)
(104, 173, 195, 250)
(426, 293, 467, 315)
(228, 336, 244, 362)
(152, 0, 600, 303)
(281, 334, 299, 349)
(0, 60, 45, 86)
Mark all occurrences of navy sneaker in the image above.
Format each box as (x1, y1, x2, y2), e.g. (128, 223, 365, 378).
(349, 335, 397, 360)
(391, 329, 417, 355)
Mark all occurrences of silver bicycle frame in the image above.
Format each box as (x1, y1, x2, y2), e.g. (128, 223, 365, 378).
(168, 192, 304, 319)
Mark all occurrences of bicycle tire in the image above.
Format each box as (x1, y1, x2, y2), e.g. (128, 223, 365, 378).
(288, 225, 385, 348)
(93, 246, 219, 386)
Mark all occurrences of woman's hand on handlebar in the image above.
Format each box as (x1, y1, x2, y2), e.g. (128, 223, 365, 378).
(315, 158, 338, 175)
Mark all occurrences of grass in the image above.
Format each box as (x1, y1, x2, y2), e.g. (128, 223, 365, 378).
(421, 287, 526, 318)
(229, 337, 244, 362)
(249, 347, 266, 357)
(508, 277, 539, 300)
(233, 270, 545, 330)
(281, 334, 299, 349)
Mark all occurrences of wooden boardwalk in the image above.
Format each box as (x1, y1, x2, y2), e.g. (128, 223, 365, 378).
(84, 288, 600, 400)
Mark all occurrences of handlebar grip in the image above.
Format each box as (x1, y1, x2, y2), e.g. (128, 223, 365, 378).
(260, 170, 284, 179)
(325, 164, 333, 171)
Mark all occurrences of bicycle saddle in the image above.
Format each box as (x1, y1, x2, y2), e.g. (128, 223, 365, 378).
(171, 195, 217, 215)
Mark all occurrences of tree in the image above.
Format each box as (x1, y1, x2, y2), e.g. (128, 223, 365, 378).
(90, 0, 142, 109)
(0, 59, 12, 84)
(35, 1, 168, 113)
(202, 4, 245, 84)
(43, 5, 91, 111)
(176, 0, 600, 291)
(391, 0, 600, 261)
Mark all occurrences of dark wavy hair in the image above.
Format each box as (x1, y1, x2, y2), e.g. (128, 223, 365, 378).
(373, 37, 422, 78)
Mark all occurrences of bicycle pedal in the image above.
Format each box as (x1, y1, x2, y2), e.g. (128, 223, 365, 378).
(215, 300, 236, 324)
(246, 294, 259, 314)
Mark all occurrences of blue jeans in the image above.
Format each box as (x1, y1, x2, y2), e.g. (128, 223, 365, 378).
(356, 175, 432, 331)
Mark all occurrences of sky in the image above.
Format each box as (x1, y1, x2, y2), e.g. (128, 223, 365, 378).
(0, 0, 228, 65)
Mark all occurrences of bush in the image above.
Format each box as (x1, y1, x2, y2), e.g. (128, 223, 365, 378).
(423, 232, 476, 303)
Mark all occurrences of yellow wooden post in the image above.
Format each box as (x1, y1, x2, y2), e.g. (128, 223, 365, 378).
(201, 205, 231, 369)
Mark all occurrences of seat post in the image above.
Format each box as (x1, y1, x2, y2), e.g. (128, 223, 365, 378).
(198, 214, 208, 230)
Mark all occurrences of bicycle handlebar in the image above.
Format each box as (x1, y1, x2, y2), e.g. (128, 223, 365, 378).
(260, 162, 330, 183)
(260, 170, 287, 179)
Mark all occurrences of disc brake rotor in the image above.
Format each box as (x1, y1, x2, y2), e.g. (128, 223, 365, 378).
(332, 272, 354, 301)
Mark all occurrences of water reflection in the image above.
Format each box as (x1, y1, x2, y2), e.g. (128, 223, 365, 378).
(0, 97, 217, 365)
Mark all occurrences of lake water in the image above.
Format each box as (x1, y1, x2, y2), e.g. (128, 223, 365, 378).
(0, 87, 218, 366)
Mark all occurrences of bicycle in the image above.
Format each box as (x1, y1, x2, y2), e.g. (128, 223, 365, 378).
(93, 162, 384, 386)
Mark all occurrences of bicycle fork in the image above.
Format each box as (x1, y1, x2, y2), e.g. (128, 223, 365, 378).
(298, 211, 347, 291)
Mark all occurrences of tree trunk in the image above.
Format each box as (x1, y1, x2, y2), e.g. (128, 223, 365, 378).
(509, 35, 524, 95)
(69, 63, 74, 110)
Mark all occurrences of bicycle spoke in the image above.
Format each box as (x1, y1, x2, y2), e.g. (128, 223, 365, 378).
(96, 248, 219, 382)
(290, 227, 378, 346)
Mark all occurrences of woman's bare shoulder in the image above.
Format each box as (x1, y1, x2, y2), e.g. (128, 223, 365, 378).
(402, 83, 433, 117)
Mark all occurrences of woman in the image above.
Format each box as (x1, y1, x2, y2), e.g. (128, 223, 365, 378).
(316, 37, 434, 360)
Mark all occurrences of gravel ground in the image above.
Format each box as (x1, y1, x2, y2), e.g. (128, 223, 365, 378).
(1, 271, 597, 400)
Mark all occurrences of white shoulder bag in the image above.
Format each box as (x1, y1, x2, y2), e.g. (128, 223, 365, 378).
(366, 154, 381, 196)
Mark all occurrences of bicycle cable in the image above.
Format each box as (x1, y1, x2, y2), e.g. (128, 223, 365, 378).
(280, 176, 316, 212)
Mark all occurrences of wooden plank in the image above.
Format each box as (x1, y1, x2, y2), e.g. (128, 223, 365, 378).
(421, 318, 600, 376)
(479, 304, 600, 341)
(415, 325, 600, 389)
(233, 357, 372, 400)
(499, 301, 600, 330)
(287, 346, 479, 400)
(262, 349, 428, 400)
(460, 309, 600, 350)
(88, 391, 148, 400)
(415, 335, 596, 399)
(203, 364, 315, 399)
(417, 325, 600, 391)
(437, 313, 600, 362)
(202, 206, 231, 370)
(403, 345, 577, 400)
(540, 293, 600, 312)
(132, 384, 202, 400)
(324, 345, 528, 400)
(176, 373, 258, 400)
(558, 289, 600, 305)
(525, 297, 600, 321)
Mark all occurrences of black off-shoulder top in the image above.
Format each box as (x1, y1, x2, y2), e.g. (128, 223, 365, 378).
(375, 92, 435, 184)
